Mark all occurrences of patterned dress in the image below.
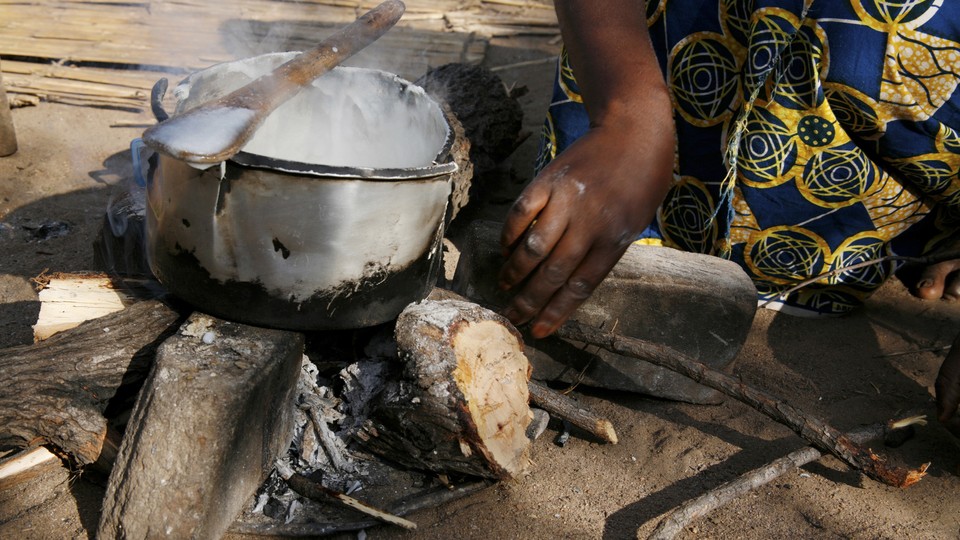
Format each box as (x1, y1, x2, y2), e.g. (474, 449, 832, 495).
(537, 0, 960, 315)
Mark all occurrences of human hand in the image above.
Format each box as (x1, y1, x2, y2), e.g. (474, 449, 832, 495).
(936, 331, 960, 438)
(498, 117, 673, 338)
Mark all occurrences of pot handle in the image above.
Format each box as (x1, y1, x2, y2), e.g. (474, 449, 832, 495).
(130, 138, 152, 188)
(150, 78, 170, 123)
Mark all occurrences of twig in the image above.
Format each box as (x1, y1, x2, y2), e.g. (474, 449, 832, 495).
(759, 249, 960, 308)
(647, 415, 926, 539)
(277, 464, 416, 531)
(489, 56, 557, 72)
(874, 345, 952, 358)
(527, 380, 618, 444)
(555, 321, 929, 488)
(229, 481, 489, 537)
(305, 405, 351, 472)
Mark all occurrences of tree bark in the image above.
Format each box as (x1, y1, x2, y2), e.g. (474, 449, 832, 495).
(0, 299, 184, 467)
(527, 380, 618, 444)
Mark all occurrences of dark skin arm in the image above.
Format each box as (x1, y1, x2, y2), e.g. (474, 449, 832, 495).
(937, 331, 960, 438)
(500, 0, 675, 338)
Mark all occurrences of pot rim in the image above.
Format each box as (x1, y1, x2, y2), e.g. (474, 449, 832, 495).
(229, 114, 458, 180)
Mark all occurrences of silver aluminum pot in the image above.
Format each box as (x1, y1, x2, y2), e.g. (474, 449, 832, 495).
(141, 53, 456, 330)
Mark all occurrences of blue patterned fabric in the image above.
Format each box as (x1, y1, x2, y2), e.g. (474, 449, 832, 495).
(537, 0, 960, 314)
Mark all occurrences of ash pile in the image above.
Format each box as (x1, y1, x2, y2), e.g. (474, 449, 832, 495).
(235, 328, 489, 536)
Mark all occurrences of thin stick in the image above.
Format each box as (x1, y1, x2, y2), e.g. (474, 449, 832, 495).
(489, 56, 556, 72)
(527, 380, 618, 444)
(760, 249, 960, 308)
(305, 406, 351, 472)
(285, 472, 417, 530)
(647, 415, 925, 539)
(874, 345, 952, 359)
(228, 481, 488, 537)
(555, 321, 929, 488)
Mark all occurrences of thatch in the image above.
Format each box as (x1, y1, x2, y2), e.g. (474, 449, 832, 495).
(0, 0, 557, 111)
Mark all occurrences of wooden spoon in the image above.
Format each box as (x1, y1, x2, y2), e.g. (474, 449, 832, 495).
(142, 0, 405, 164)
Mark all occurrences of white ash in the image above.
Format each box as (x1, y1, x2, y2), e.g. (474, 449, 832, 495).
(242, 336, 451, 530)
(248, 352, 395, 523)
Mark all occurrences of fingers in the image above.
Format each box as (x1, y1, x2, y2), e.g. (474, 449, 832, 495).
(502, 231, 590, 328)
(501, 177, 552, 257)
(936, 333, 960, 423)
(504, 235, 628, 339)
(527, 245, 627, 338)
(499, 200, 569, 292)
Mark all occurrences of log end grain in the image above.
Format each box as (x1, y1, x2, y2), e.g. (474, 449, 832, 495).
(450, 318, 532, 478)
(362, 299, 532, 480)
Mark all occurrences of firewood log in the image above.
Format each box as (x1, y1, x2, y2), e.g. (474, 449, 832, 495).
(0, 299, 184, 468)
(356, 299, 533, 480)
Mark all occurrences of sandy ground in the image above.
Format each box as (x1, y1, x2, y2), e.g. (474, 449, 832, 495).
(2, 36, 960, 539)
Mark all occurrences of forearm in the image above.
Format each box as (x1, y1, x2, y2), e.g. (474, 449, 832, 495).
(554, 0, 669, 128)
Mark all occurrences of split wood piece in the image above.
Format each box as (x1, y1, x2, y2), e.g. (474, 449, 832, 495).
(0, 299, 184, 468)
(527, 380, 618, 444)
(97, 312, 304, 540)
(647, 415, 926, 540)
(556, 321, 929, 488)
(356, 299, 533, 480)
(0, 447, 61, 491)
(31, 273, 161, 341)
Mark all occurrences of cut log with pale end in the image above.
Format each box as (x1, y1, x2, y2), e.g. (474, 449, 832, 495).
(0, 299, 185, 468)
(97, 312, 304, 540)
(356, 299, 533, 480)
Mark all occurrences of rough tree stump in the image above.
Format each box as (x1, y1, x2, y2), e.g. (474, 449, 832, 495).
(357, 299, 533, 480)
(417, 63, 524, 221)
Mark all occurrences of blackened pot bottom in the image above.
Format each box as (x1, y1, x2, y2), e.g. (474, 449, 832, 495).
(149, 247, 442, 331)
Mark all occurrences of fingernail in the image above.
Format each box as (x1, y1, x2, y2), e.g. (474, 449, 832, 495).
(531, 322, 551, 338)
(917, 279, 933, 290)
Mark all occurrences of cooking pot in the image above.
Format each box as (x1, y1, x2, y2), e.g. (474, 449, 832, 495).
(138, 52, 457, 330)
